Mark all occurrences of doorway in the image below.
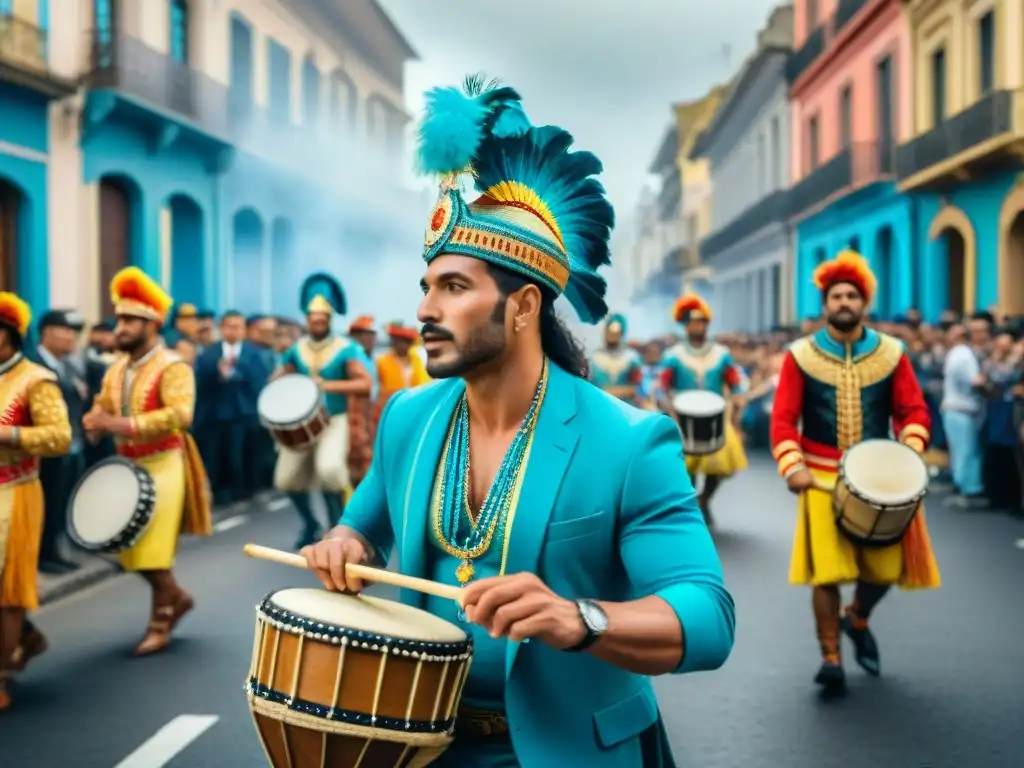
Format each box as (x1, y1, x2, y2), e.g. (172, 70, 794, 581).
(942, 228, 966, 315)
(1004, 212, 1024, 314)
(0, 180, 19, 293)
(98, 177, 136, 316)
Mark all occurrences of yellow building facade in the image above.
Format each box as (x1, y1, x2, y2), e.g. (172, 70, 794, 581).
(897, 0, 1024, 316)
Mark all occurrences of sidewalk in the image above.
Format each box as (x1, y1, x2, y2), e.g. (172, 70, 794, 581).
(39, 491, 289, 605)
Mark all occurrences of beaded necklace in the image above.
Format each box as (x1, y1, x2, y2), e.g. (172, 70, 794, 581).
(431, 359, 549, 588)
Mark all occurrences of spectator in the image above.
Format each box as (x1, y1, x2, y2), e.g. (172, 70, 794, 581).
(941, 323, 986, 507)
(981, 330, 1022, 513)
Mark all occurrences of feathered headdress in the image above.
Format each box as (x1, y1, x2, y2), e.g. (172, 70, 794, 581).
(812, 249, 877, 304)
(606, 313, 628, 336)
(110, 267, 173, 324)
(417, 75, 615, 324)
(672, 294, 712, 324)
(349, 315, 376, 334)
(300, 273, 346, 316)
(386, 321, 418, 341)
(0, 292, 31, 337)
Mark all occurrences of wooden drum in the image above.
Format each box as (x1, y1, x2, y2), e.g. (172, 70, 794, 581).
(247, 588, 473, 767)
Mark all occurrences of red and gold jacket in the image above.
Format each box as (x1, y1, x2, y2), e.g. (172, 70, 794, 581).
(0, 356, 72, 486)
(769, 328, 930, 478)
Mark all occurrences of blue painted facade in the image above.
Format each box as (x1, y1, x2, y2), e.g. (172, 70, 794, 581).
(0, 83, 52, 312)
(910, 167, 1018, 321)
(795, 182, 920, 321)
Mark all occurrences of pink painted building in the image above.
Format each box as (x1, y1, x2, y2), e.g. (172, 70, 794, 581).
(787, 0, 917, 320)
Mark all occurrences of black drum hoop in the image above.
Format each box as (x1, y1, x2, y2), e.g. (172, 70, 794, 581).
(67, 456, 157, 554)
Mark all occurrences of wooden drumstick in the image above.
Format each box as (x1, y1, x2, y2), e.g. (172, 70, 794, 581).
(243, 543, 466, 606)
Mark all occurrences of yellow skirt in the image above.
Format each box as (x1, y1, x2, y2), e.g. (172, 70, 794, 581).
(119, 450, 185, 572)
(685, 421, 748, 478)
(790, 467, 941, 589)
(0, 479, 44, 610)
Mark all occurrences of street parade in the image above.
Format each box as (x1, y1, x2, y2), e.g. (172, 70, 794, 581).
(1, 1, 1023, 767)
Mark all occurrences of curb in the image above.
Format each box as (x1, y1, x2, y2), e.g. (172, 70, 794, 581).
(39, 492, 286, 607)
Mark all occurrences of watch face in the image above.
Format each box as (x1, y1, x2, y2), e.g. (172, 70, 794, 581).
(581, 601, 609, 633)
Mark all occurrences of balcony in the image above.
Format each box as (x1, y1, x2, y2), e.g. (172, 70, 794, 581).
(785, 26, 824, 84)
(834, 0, 868, 36)
(790, 141, 895, 220)
(0, 13, 75, 97)
(83, 33, 231, 153)
(896, 89, 1024, 191)
(701, 190, 790, 261)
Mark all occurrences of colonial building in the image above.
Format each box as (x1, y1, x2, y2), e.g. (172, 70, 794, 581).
(788, 0, 915, 320)
(897, 0, 1024, 319)
(0, 0, 77, 311)
(689, 5, 794, 333)
(1, 0, 415, 323)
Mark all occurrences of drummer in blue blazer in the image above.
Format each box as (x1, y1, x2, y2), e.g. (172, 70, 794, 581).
(301, 77, 735, 768)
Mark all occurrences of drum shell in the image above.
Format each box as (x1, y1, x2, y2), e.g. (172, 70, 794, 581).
(67, 456, 157, 554)
(247, 599, 470, 768)
(675, 411, 726, 457)
(262, 405, 330, 452)
(832, 475, 921, 548)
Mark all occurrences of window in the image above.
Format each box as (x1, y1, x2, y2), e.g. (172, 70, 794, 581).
(302, 57, 320, 129)
(931, 47, 946, 126)
(169, 0, 188, 64)
(806, 0, 819, 28)
(839, 86, 852, 148)
(770, 116, 781, 188)
(978, 12, 995, 94)
(807, 115, 820, 171)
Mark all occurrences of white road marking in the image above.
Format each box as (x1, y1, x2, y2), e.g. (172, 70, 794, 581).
(213, 514, 248, 533)
(1014, 538, 1024, 550)
(114, 714, 219, 768)
(268, 498, 291, 511)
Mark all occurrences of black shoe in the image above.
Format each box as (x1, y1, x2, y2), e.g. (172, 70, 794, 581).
(38, 558, 78, 575)
(841, 614, 881, 677)
(813, 660, 846, 694)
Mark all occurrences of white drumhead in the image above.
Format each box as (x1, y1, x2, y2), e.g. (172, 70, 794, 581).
(672, 390, 726, 417)
(269, 589, 467, 644)
(71, 463, 141, 544)
(843, 439, 928, 505)
(258, 374, 320, 424)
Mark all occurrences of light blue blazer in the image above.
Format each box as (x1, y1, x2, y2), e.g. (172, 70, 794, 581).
(343, 363, 735, 767)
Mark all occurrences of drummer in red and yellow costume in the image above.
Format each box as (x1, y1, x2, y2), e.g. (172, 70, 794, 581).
(0, 294, 72, 712)
(83, 267, 212, 657)
(770, 250, 940, 693)
(660, 294, 748, 525)
(375, 321, 431, 409)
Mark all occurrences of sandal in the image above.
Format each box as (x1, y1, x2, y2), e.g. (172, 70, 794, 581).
(11, 626, 49, 672)
(134, 592, 194, 657)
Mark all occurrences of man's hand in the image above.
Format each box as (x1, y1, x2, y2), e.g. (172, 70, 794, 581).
(462, 572, 586, 649)
(786, 468, 815, 494)
(0, 426, 16, 446)
(300, 531, 370, 593)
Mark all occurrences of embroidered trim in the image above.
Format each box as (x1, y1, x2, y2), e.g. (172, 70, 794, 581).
(445, 224, 570, 290)
(772, 440, 802, 461)
(899, 423, 930, 443)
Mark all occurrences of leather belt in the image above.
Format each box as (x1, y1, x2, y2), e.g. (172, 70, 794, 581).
(456, 707, 509, 740)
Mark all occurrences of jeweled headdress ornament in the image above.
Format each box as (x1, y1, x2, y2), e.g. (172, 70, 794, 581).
(300, 273, 346, 316)
(417, 75, 614, 323)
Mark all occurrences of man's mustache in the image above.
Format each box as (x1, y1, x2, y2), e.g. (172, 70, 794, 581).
(421, 323, 454, 341)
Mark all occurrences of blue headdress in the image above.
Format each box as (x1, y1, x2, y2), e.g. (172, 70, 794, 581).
(606, 313, 627, 336)
(417, 75, 615, 324)
(300, 272, 346, 316)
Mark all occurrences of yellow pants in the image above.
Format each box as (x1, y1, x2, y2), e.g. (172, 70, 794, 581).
(0, 479, 44, 610)
(685, 421, 748, 478)
(119, 450, 185, 572)
(790, 467, 941, 589)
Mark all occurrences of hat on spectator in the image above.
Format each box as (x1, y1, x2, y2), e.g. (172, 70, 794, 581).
(38, 309, 85, 332)
(110, 266, 174, 324)
(386, 321, 418, 341)
(812, 249, 876, 304)
(349, 315, 377, 334)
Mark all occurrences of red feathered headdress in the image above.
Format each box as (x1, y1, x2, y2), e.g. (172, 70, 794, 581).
(0, 292, 31, 337)
(812, 250, 877, 304)
(672, 293, 712, 324)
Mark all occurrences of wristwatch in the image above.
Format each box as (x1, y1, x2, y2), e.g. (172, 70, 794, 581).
(566, 599, 608, 652)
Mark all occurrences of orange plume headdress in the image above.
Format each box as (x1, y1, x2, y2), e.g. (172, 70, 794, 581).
(110, 266, 174, 324)
(349, 315, 376, 334)
(0, 292, 31, 337)
(672, 293, 712, 324)
(386, 321, 419, 342)
(812, 249, 877, 304)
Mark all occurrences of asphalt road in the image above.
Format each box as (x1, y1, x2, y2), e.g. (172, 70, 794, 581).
(3, 460, 1024, 767)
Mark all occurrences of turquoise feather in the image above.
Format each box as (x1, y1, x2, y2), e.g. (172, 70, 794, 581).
(299, 272, 346, 315)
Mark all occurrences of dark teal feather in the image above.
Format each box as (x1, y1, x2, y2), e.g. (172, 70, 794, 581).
(299, 272, 346, 315)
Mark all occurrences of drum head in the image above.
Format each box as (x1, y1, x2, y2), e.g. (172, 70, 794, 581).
(672, 390, 726, 417)
(843, 439, 928, 506)
(70, 461, 141, 545)
(258, 374, 319, 425)
(269, 589, 467, 644)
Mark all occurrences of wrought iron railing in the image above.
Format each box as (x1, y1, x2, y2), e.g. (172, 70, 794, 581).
(895, 89, 1016, 181)
(833, 0, 868, 36)
(789, 141, 895, 218)
(0, 13, 47, 73)
(785, 25, 824, 84)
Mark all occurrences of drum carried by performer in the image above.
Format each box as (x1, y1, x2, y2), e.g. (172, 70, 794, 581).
(770, 249, 940, 694)
(660, 294, 748, 526)
(266, 273, 373, 549)
(81, 267, 213, 657)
